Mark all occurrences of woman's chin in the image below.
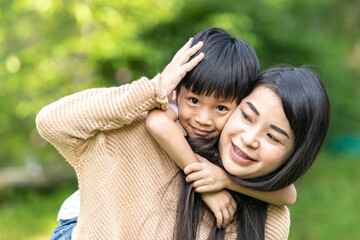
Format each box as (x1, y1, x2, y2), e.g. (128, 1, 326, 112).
(222, 159, 240, 176)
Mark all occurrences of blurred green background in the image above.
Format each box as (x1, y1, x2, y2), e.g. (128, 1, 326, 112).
(1, 0, 359, 239)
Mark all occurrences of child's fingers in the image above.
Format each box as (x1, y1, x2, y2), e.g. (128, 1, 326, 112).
(192, 179, 208, 189)
(186, 171, 205, 183)
(194, 185, 210, 193)
(183, 162, 202, 175)
(231, 197, 237, 211)
(228, 201, 236, 222)
(214, 210, 223, 228)
(221, 198, 237, 228)
(221, 208, 230, 228)
(225, 199, 236, 226)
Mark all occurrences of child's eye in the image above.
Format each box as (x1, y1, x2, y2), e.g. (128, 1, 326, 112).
(241, 111, 251, 122)
(216, 105, 227, 112)
(267, 133, 280, 143)
(189, 98, 199, 104)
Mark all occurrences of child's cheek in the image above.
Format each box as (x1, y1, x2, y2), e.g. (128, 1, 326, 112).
(215, 120, 228, 134)
(218, 114, 232, 131)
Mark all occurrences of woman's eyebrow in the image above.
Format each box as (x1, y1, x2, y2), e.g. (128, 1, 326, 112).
(270, 124, 289, 138)
(246, 100, 289, 138)
(246, 102, 259, 115)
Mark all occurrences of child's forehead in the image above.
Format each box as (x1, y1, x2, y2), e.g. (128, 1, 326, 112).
(178, 86, 235, 103)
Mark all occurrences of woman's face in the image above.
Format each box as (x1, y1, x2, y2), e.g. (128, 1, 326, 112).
(219, 86, 295, 179)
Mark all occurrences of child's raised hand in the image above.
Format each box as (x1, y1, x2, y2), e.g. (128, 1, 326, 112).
(184, 154, 231, 193)
(160, 38, 204, 99)
(200, 190, 237, 228)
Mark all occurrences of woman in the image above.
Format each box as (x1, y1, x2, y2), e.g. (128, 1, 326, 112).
(36, 41, 329, 239)
(175, 66, 330, 239)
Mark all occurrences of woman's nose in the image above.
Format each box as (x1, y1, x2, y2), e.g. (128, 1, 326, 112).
(242, 128, 260, 149)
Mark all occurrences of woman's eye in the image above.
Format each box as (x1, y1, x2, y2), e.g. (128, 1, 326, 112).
(267, 133, 280, 143)
(216, 105, 227, 111)
(189, 98, 199, 104)
(241, 111, 251, 122)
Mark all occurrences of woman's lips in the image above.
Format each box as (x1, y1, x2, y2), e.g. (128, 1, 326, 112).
(231, 143, 255, 164)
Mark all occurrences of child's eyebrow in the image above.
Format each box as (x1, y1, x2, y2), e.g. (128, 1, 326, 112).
(217, 99, 231, 103)
(246, 102, 259, 116)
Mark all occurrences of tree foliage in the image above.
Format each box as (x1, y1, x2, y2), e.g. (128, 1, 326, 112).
(1, 0, 359, 167)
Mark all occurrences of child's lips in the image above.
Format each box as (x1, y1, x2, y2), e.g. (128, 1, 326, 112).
(191, 126, 212, 137)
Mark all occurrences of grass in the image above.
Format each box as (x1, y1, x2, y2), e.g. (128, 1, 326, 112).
(0, 185, 78, 240)
(289, 153, 360, 239)
(0, 153, 358, 239)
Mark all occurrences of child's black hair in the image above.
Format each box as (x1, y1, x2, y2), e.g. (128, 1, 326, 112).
(176, 27, 259, 104)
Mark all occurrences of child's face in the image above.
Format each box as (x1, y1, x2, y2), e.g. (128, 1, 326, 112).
(176, 86, 237, 139)
(219, 86, 294, 179)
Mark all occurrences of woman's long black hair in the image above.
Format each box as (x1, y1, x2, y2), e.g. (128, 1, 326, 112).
(174, 66, 330, 240)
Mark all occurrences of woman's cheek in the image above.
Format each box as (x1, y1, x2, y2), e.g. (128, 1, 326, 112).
(268, 146, 289, 164)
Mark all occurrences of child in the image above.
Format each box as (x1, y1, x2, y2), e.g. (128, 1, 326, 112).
(47, 28, 295, 240)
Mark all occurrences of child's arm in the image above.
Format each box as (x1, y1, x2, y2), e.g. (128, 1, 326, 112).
(229, 182, 297, 206)
(145, 36, 208, 169)
(146, 108, 199, 169)
(146, 110, 237, 228)
(184, 155, 297, 206)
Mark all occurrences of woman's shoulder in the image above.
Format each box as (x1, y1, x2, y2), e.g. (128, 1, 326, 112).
(265, 205, 290, 240)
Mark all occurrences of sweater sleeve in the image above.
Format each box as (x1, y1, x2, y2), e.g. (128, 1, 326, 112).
(36, 75, 168, 166)
(264, 205, 290, 240)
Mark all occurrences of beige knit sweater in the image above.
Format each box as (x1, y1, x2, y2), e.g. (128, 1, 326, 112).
(36, 75, 290, 240)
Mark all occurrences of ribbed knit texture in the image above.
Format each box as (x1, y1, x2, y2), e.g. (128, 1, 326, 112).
(36, 75, 290, 240)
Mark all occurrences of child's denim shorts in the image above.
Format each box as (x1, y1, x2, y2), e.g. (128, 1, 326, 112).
(50, 217, 78, 240)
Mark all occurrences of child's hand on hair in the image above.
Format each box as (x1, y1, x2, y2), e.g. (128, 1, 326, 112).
(200, 190, 237, 228)
(184, 154, 231, 193)
(160, 38, 204, 99)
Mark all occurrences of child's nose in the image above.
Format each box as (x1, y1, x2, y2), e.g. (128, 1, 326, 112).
(194, 109, 212, 126)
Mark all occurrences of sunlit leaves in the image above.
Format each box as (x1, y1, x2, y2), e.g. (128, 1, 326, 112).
(0, 0, 359, 168)
(5, 55, 21, 74)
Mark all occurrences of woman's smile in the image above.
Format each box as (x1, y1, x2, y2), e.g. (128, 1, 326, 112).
(231, 143, 256, 164)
